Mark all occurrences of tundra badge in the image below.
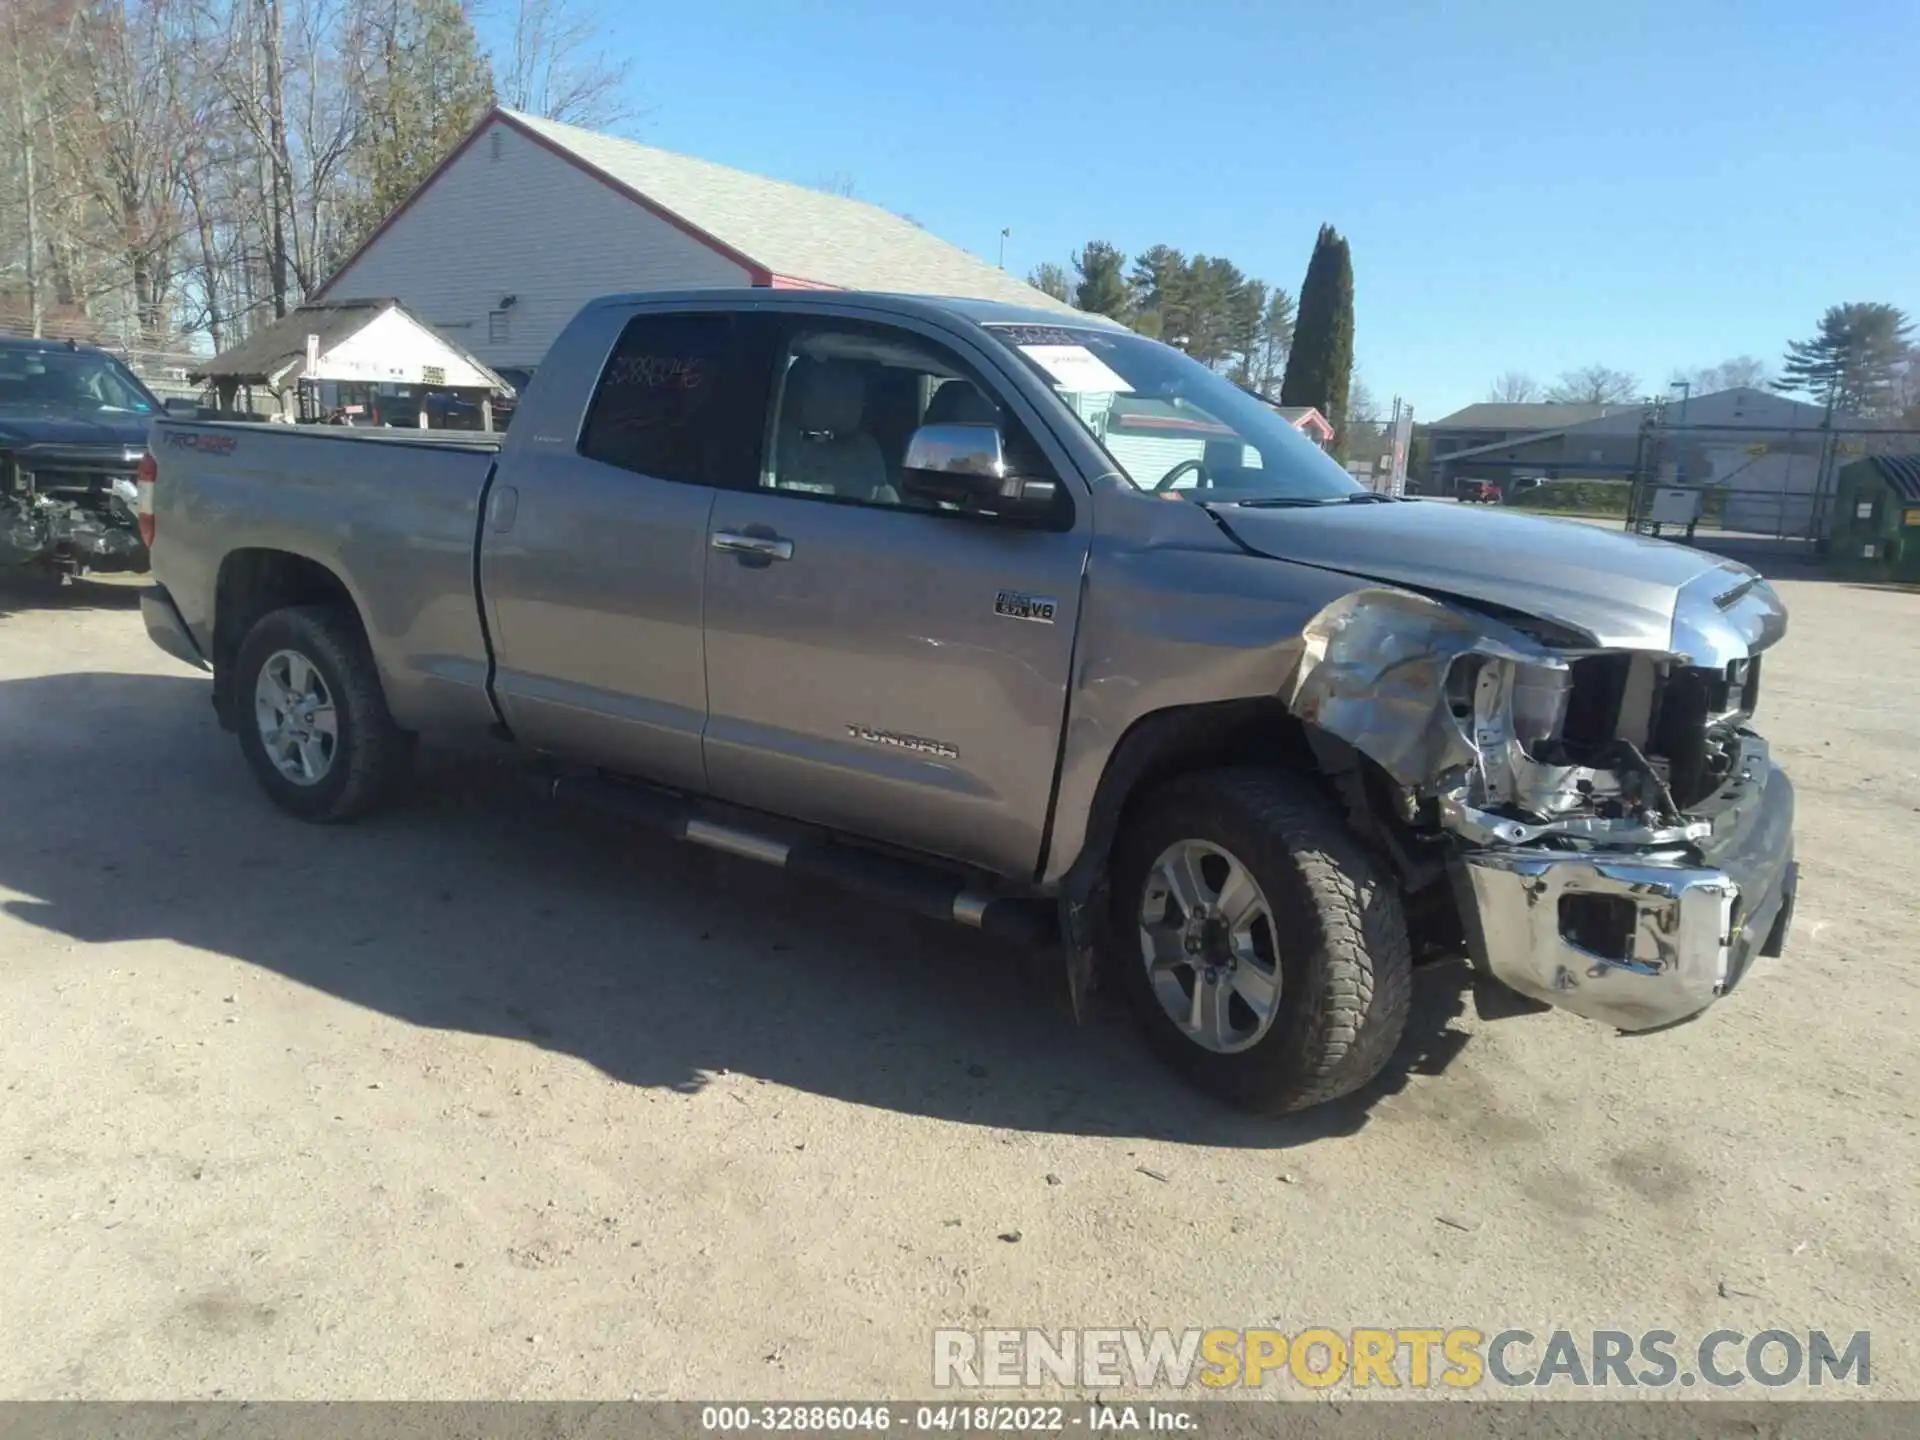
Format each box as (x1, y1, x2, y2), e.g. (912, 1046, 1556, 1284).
(846, 725, 959, 760)
(994, 589, 1057, 623)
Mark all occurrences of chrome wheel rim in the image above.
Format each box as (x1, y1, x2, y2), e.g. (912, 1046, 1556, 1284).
(254, 648, 338, 787)
(1138, 839, 1283, 1054)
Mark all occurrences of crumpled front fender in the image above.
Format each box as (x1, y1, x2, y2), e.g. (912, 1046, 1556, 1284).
(1279, 587, 1566, 790)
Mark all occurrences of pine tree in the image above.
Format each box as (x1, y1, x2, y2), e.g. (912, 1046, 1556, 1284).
(1280, 224, 1354, 451)
(1775, 303, 1913, 416)
(1071, 241, 1129, 318)
(347, 0, 497, 249)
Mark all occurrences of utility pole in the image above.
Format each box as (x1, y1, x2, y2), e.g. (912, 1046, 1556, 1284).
(997, 227, 1011, 270)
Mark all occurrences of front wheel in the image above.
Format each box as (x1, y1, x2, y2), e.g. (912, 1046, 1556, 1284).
(1107, 768, 1412, 1114)
(233, 605, 414, 822)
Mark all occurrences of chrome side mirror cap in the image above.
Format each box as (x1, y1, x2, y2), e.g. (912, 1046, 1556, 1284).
(900, 422, 1058, 520)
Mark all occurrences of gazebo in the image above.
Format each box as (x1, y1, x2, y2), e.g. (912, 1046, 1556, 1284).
(191, 298, 514, 430)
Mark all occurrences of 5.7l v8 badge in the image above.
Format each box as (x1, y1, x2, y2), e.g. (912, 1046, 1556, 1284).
(994, 589, 1057, 624)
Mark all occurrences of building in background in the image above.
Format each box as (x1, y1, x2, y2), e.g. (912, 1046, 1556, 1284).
(192, 298, 512, 428)
(316, 109, 1071, 375)
(1421, 401, 1637, 488)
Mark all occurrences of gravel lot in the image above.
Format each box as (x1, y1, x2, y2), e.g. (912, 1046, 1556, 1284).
(1, 563, 1915, 1402)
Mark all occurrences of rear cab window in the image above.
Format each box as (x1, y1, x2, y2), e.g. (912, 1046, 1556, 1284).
(577, 312, 773, 488)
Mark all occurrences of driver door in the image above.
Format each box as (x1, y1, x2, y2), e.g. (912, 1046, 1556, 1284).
(700, 314, 1091, 878)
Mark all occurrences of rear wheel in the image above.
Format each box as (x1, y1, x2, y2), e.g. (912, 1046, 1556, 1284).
(233, 605, 413, 822)
(1108, 768, 1412, 1114)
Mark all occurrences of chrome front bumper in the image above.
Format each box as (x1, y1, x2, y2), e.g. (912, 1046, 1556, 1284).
(1453, 743, 1796, 1032)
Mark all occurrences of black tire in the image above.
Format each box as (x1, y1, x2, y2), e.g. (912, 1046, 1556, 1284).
(1107, 767, 1412, 1115)
(233, 604, 414, 822)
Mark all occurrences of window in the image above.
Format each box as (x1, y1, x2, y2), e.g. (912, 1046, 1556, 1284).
(578, 312, 769, 489)
(488, 309, 511, 344)
(489, 129, 504, 163)
(764, 322, 1058, 515)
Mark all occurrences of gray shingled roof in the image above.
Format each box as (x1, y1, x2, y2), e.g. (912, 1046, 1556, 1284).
(506, 111, 1076, 314)
(1430, 401, 1637, 430)
(193, 299, 394, 384)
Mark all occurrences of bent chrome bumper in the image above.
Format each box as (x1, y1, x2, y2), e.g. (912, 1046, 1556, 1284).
(1453, 745, 1796, 1032)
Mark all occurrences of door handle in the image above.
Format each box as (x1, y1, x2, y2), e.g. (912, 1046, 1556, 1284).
(712, 531, 794, 562)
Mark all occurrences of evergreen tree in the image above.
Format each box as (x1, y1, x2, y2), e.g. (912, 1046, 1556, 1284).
(1249, 288, 1295, 398)
(348, 0, 497, 245)
(1127, 244, 1186, 338)
(1775, 303, 1913, 416)
(1027, 262, 1070, 302)
(1071, 241, 1130, 319)
(1280, 224, 1354, 451)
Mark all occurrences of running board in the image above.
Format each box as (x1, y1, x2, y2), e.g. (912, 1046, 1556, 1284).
(544, 772, 1059, 949)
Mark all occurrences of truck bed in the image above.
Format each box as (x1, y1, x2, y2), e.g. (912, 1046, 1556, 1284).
(147, 419, 504, 736)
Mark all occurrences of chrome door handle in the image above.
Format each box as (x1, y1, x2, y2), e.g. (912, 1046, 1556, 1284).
(711, 531, 794, 562)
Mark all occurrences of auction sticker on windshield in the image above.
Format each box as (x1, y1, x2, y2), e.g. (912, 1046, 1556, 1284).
(1018, 344, 1134, 395)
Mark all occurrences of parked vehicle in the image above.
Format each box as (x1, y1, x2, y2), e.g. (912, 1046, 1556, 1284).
(1460, 479, 1502, 504)
(0, 334, 185, 578)
(137, 291, 1798, 1113)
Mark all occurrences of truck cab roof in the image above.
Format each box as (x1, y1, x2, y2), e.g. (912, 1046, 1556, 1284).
(575, 288, 1127, 333)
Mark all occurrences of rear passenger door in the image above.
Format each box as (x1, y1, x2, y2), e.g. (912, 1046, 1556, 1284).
(480, 309, 771, 790)
(700, 314, 1092, 879)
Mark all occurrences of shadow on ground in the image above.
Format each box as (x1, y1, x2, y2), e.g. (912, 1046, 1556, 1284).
(0, 572, 146, 619)
(0, 670, 1475, 1148)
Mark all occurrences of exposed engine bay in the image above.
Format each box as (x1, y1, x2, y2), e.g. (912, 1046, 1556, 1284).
(0, 449, 149, 578)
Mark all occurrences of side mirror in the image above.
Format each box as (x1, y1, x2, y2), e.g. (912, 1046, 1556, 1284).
(900, 422, 1059, 520)
(163, 397, 201, 418)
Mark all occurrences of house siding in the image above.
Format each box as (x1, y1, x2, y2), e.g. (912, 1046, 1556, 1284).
(320, 121, 753, 369)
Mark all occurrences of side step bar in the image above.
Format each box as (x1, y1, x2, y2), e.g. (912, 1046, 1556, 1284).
(545, 772, 1059, 949)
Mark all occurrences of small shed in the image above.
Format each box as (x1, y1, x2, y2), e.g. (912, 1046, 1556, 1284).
(191, 298, 514, 429)
(1829, 455, 1920, 580)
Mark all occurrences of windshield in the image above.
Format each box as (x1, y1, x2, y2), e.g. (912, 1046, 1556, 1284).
(0, 347, 157, 415)
(986, 323, 1363, 503)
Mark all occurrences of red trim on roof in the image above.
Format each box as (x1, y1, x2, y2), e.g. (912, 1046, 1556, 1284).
(314, 108, 773, 300)
(768, 274, 842, 290)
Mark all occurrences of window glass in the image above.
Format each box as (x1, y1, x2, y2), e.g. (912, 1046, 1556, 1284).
(579, 313, 767, 488)
(0, 347, 155, 414)
(765, 323, 1055, 513)
(988, 322, 1361, 503)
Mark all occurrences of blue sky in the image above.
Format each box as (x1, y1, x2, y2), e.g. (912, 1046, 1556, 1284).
(478, 0, 1919, 420)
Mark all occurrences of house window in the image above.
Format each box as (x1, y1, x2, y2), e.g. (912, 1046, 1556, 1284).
(488, 309, 511, 344)
(489, 129, 503, 163)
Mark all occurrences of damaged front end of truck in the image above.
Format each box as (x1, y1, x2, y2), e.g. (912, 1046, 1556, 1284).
(1284, 569, 1797, 1032)
(0, 445, 151, 580)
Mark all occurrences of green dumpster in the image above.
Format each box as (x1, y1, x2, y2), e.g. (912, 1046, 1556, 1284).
(1830, 455, 1920, 581)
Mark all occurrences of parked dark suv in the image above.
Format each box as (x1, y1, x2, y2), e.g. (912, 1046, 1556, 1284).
(1, 334, 173, 578)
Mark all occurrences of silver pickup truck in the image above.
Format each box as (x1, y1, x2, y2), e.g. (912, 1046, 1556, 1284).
(138, 290, 1797, 1114)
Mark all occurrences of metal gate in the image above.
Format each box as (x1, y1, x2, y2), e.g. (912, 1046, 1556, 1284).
(1625, 409, 1920, 546)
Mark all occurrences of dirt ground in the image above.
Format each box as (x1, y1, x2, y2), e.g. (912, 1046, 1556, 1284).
(0, 565, 1915, 1402)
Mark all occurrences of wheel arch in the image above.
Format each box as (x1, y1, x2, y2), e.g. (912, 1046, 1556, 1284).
(212, 548, 371, 731)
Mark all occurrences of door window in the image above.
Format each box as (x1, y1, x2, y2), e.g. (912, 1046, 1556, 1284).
(578, 313, 770, 488)
(763, 323, 1062, 518)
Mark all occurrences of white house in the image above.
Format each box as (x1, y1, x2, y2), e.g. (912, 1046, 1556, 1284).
(315, 109, 1073, 374)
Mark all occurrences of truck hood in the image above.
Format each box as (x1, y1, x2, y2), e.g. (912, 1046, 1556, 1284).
(0, 407, 154, 451)
(1207, 498, 1758, 652)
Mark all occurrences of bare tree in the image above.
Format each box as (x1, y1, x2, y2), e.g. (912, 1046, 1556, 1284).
(811, 171, 857, 199)
(1486, 371, 1540, 403)
(1546, 365, 1640, 405)
(1677, 355, 1771, 394)
(493, 0, 636, 130)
